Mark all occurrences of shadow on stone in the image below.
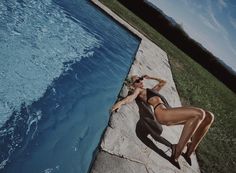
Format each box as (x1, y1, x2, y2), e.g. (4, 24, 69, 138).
(135, 98, 180, 169)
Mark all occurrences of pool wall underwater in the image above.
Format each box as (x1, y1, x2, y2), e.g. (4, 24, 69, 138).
(0, 0, 140, 172)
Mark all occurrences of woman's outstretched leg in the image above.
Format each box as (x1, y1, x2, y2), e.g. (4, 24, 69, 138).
(185, 111, 214, 157)
(155, 107, 206, 161)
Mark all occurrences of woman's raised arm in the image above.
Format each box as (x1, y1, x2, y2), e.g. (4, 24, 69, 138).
(143, 75, 166, 92)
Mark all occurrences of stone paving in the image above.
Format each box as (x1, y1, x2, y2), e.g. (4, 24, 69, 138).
(90, 1, 201, 172)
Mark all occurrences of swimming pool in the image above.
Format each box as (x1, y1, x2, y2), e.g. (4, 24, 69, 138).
(0, 0, 140, 172)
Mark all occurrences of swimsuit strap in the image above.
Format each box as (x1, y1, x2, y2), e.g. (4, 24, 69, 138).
(153, 103, 165, 110)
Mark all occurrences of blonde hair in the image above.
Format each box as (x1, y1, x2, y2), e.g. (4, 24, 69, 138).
(125, 75, 140, 92)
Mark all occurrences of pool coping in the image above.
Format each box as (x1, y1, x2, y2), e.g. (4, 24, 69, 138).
(91, 0, 146, 40)
(89, 1, 201, 173)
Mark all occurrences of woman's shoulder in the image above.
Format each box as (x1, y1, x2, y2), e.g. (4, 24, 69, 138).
(137, 87, 146, 92)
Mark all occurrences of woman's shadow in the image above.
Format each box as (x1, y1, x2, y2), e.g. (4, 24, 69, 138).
(135, 97, 180, 169)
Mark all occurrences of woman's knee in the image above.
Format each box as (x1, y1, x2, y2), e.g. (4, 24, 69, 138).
(194, 108, 206, 121)
(204, 111, 214, 124)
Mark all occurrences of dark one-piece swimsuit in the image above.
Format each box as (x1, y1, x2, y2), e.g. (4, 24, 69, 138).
(146, 88, 170, 110)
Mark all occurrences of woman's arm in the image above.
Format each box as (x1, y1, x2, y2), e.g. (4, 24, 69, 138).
(143, 75, 166, 92)
(111, 88, 141, 112)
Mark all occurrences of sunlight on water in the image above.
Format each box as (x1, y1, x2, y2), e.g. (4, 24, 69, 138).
(0, 0, 100, 127)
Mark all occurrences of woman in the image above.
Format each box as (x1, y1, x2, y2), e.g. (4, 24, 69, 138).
(111, 75, 214, 165)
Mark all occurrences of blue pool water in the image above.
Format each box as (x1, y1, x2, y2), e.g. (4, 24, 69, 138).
(0, 0, 140, 172)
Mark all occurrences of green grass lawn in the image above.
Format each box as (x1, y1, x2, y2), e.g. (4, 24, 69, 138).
(98, 0, 236, 172)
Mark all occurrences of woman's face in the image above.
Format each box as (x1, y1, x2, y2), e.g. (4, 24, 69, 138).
(132, 76, 144, 88)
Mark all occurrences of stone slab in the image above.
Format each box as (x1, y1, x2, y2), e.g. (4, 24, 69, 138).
(91, 151, 148, 173)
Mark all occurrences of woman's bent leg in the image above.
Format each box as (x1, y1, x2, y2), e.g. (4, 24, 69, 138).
(155, 107, 205, 160)
(186, 111, 214, 157)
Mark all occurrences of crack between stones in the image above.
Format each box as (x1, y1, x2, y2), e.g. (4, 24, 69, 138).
(101, 149, 149, 173)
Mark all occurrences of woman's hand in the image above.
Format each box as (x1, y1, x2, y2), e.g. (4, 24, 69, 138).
(111, 103, 121, 113)
(142, 75, 151, 79)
